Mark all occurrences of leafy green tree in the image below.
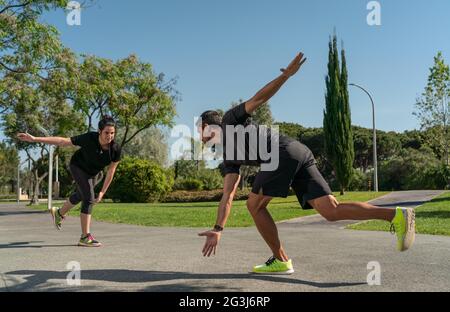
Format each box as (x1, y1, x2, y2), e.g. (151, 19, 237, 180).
(0, 0, 70, 76)
(376, 131, 402, 161)
(399, 130, 423, 150)
(379, 148, 447, 190)
(119, 127, 169, 167)
(54, 54, 178, 148)
(414, 52, 450, 165)
(276, 122, 305, 140)
(1, 71, 84, 204)
(0, 141, 18, 192)
(352, 126, 372, 171)
(323, 35, 354, 195)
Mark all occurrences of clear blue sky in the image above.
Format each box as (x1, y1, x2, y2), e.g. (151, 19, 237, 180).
(3, 0, 450, 143)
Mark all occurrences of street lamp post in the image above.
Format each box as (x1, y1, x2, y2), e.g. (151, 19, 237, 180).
(17, 161, 20, 205)
(17, 159, 30, 205)
(36, 125, 54, 211)
(349, 83, 379, 192)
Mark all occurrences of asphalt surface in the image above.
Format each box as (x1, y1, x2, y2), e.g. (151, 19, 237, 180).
(1, 190, 449, 292)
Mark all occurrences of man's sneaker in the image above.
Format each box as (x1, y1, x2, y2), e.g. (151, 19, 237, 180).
(253, 256, 294, 275)
(50, 207, 65, 231)
(78, 233, 102, 247)
(390, 207, 416, 252)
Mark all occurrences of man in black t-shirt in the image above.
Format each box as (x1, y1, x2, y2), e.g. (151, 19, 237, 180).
(17, 116, 121, 247)
(197, 53, 415, 274)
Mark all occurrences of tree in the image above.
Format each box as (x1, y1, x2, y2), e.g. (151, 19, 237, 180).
(119, 126, 169, 167)
(276, 122, 305, 140)
(1, 71, 84, 204)
(414, 52, 450, 165)
(53, 54, 178, 148)
(352, 126, 372, 171)
(1, 1, 78, 119)
(378, 148, 446, 191)
(0, 1, 70, 76)
(323, 35, 354, 195)
(0, 141, 18, 193)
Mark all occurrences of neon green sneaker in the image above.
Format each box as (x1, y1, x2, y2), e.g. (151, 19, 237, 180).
(50, 207, 65, 231)
(78, 233, 102, 247)
(253, 256, 294, 275)
(390, 207, 415, 252)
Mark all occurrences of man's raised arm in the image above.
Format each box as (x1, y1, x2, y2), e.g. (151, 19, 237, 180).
(245, 52, 307, 114)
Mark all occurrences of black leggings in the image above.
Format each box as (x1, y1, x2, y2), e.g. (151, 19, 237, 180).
(68, 164, 101, 215)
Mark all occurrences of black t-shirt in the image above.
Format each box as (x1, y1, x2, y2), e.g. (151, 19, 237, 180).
(221, 103, 294, 175)
(70, 132, 122, 176)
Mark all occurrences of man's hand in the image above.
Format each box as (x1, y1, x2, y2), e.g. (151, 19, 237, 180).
(17, 133, 36, 143)
(244, 52, 307, 114)
(280, 52, 307, 78)
(198, 230, 222, 257)
(95, 191, 105, 204)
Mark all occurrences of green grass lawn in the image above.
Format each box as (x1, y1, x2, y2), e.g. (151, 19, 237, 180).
(347, 192, 450, 236)
(32, 192, 388, 228)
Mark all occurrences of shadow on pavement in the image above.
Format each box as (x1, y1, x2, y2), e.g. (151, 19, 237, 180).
(5, 269, 366, 291)
(0, 210, 46, 216)
(374, 201, 427, 208)
(0, 242, 77, 249)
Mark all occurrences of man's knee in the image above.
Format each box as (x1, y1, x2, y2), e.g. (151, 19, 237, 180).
(323, 210, 339, 222)
(246, 192, 269, 216)
(246, 198, 259, 216)
(309, 195, 340, 222)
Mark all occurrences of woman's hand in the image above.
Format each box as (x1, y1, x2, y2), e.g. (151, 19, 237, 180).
(17, 133, 36, 143)
(95, 191, 105, 204)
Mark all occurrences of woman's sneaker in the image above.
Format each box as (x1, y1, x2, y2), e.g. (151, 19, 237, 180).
(78, 233, 102, 247)
(50, 207, 65, 231)
(390, 207, 416, 251)
(253, 256, 294, 275)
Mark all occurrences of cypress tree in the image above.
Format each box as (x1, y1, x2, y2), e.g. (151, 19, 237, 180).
(324, 35, 355, 195)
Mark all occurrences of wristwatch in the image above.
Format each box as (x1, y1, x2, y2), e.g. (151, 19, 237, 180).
(213, 224, 224, 232)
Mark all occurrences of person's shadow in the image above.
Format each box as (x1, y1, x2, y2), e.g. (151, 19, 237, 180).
(0, 242, 76, 249)
(4, 269, 366, 292)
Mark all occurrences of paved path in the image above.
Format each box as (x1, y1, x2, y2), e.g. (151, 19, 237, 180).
(1, 191, 449, 292)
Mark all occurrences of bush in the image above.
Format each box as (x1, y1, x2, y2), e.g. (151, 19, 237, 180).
(379, 148, 448, 190)
(173, 178, 204, 191)
(108, 157, 174, 203)
(172, 164, 223, 191)
(348, 169, 371, 191)
(196, 169, 223, 190)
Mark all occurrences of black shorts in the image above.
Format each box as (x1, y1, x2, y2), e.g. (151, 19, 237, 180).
(251, 141, 332, 210)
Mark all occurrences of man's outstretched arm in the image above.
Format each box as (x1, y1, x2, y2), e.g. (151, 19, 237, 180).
(198, 173, 241, 257)
(245, 52, 307, 114)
